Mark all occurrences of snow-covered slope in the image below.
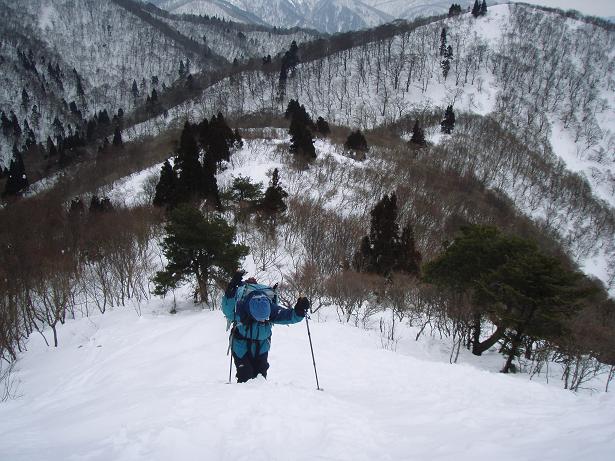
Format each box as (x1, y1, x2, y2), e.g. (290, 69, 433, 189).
(1, 290, 613, 460)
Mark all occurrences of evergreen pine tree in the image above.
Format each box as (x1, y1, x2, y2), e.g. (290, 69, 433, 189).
(448, 3, 462, 16)
(47, 136, 58, 157)
(21, 88, 30, 110)
(153, 160, 178, 209)
(230, 175, 264, 204)
(3, 146, 28, 196)
(131, 79, 139, 98)
(11, 112, 21, 138)
(112, 127, 123, 146)
(289, 117, 316, 159)
(316, 116, 330, 135)
(89, 195, 113, 213)
(441, 105, 456, 134)
(354, 194, 401, 275)
(472, 0, 480, 17)
(280, 40, 299, 78)
(233, 128, 243, 149)
(174, 122, 203, 202)
(260, 168, 288, 215)
(345, 130, 368, 151)
(285, 99, 301, 119)
(1, 111, 11, 136)
(204, 113, 234, 166)
(410, 120, 426, 146)
(480, 0, 487, 16)
(440, 28, 447, 57)
(396, 223, 422, 276)
(153, 205, 248, 303)
(202, 151, 222, 210)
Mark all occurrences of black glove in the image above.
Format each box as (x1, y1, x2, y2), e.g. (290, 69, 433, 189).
(225, 270, 246, 298)
(294, 297, 310, 317)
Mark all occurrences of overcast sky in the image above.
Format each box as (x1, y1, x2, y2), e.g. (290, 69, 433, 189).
(512, 0, 615, 18)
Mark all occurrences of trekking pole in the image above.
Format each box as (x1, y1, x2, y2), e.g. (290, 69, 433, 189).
(227, 325, 234, 384)
(305, 310, 322, 391)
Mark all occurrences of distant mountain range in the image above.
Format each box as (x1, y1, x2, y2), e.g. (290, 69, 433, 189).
(144, 0, 472, 33)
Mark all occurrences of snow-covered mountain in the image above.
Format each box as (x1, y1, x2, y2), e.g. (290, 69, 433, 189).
(0, 0, 317, 174)
(151, 0, 470, 33)
(130, 4, 615, 290)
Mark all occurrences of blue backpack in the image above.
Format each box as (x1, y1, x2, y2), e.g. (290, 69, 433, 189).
(233, 283, 278, 326)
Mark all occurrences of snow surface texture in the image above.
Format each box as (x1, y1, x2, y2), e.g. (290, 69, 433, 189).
(1, 292, 614, 461)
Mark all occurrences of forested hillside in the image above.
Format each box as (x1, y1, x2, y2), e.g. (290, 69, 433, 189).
(0, 0, 318, 177)
(130, 4, 615, 290)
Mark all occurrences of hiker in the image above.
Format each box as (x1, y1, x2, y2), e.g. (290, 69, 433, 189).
(222, 270, 309, 383)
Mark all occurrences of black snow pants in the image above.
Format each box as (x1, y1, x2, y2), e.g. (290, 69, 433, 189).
(233, 351, 270, 383)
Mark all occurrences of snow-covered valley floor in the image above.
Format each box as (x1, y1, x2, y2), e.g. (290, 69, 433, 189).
(1, 291, 614, 461)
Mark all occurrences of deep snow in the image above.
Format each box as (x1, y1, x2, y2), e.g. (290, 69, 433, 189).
(0, 289, 614, 461)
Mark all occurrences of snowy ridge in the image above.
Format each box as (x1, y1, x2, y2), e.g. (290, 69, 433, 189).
(152, 0, 469, 33)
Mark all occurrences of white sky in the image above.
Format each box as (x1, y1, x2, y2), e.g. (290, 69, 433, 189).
(511, 0, 615, 17)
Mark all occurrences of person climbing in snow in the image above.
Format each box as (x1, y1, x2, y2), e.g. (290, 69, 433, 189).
(222, 270, 310, 383)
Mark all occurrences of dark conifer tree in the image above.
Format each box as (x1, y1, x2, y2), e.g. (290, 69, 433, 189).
(131, 79, 139, 98)
(230, 175, 263, 204)
(316, 117, 330, 135)
(233, 128, 243, 149)
(440, 28, 447, 57)
(202, 151, 222, 210)
(175, 122, 202, 202)
(480, 0, 487, 16)
(152, 205, 248, 303)
(52, 117, 65, 138)
(441, 105, 456, 134)
(355, 194, 400, 275)
(10, 112, 21, 138)
(1, 111, 11, 136)
(396, 223, 422, 276)
(21, 88, 30, 110)
(153, 160, 178, 209)
(260, 168, 288, 215)
(471, 0, 480, 17)
(47, 136, 58, 157)
(345, 130, 368, 151)
(98, 110, 111, 125)
(31, 105, 40, 131)
(285, 99, 301, 119)
(197, 117, 210, 148)
(449, 3, 462, 16)
(3, 146, 28, 196)
(204, 113, 235, 166)
(112, 127, 123, 146)
(289, 117, 316, 159)
(68, 197, 85, 218)
(410, 120, 426, 146)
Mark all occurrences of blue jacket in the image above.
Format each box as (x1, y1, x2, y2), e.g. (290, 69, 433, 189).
(221, 283, 304, 358)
